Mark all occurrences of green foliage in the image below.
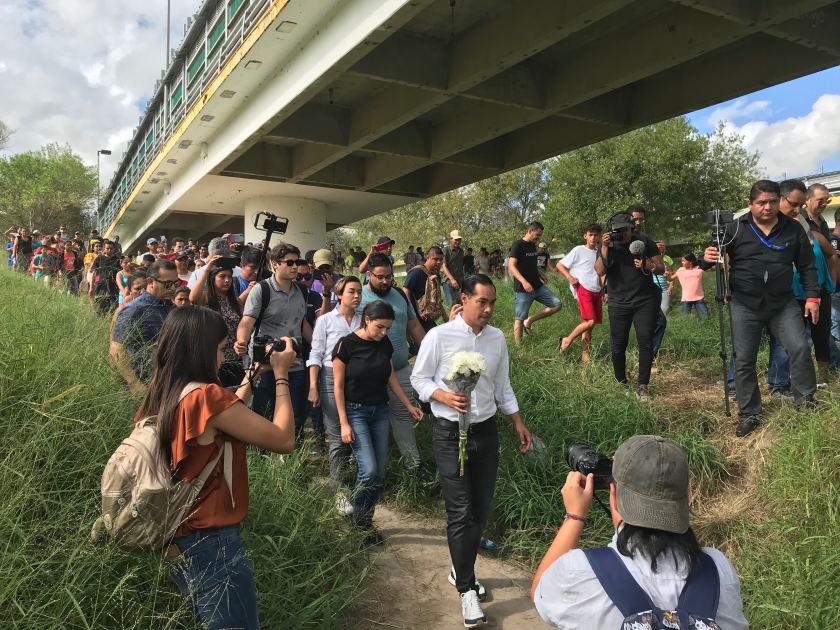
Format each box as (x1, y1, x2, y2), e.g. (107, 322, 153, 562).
(0, 143, 97, 233)
(0, 270, 370, 629)
(0, 119, 11, 150)
(542, 118, 760, 248)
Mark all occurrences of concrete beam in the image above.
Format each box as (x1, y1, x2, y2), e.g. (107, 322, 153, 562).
(287, 0, 636, 183)
(265, 102, 350, 147)
(765, 7, 840, 57)
(222, 143, 292, 181)
(348, 31, 449, 90)
(363, 0, 835, 190)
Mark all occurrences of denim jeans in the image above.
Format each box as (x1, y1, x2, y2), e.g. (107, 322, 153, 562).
(253, 368, 307, 440)
(169, 525, 259, 630)
(319, 366, 352, 490)
(432, 417, 498, 594)
(346, 402, 390, 528)
(766, 333, 792, 392)
(387, 364, 420, 469)
(681, 300, 709, 320)
(443, 282, 460, 306)
(730, 299, 815, 418)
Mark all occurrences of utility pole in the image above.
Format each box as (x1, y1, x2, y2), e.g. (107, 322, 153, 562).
(166, 0, 171, 67)
(96, 149, 112, 228)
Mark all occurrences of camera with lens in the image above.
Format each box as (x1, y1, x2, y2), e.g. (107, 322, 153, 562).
(707, 210, 733, 246)
(566, 443, 613, 490)
(252, 335, 301, 364)
(606, 229, 622, 247)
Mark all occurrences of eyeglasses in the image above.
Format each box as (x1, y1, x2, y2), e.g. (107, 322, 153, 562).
(783, 196, 806, 210)
(150, 277, 181, 289)
(369, 272, 394, 281)
(277, 258, 300, 267)
(296, 273, 313, 282)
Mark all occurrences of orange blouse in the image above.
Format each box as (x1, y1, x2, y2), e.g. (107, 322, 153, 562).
(170, 383, 249, 537)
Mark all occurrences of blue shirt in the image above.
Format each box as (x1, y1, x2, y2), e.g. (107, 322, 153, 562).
(357, 285, 416, 370)
(112, 292, 174, 382)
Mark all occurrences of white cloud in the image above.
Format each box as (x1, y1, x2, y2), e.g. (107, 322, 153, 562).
(0, 0, 200, 183)
(707, 98, 772, 127)
(716, 94, 840, 178)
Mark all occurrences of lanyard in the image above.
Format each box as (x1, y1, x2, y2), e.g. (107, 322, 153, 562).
(748, 222, 786, 251)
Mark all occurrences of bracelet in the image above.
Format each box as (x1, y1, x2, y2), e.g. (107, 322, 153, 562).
(806, 297, 821, 304)
(564, 513, 587, 524)
(275, 378, 289, 386)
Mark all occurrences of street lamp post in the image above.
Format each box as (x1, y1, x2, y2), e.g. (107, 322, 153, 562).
(96, 149, 112, 230)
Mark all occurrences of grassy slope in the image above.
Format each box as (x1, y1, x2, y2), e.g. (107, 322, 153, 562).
(391, 275, 839, 628)
(0, 270, 370, 629)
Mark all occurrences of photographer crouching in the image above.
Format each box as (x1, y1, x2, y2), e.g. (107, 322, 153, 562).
(531, 436, 748, 629)
(703, 180, 819, 438)
(595, 213, 665, 401)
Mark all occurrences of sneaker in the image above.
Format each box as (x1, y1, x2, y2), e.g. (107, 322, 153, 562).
(449, 567, 487, 601)
(635, 387, 652, 403)
(479, 537, 499, 552)
(735, 415, 760, 438)
(816, 382, 829, 390)
(794, 397, 821, 412)
(335, 494, 354, 517)
(770, 389, 794, 403)
(460, 590, 486, 628)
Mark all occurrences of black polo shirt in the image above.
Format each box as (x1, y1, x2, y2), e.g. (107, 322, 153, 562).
(804, 213, 831, 242)
(703, 212, 818, 312)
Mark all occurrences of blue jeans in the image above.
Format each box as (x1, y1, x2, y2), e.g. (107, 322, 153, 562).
(514, 285, 562, 321)
(681, 300, 709, 320)
(169, 525, 259, 630)
(253, 369, 307, 440)
(346, 402, 390, 528)
(830, 293, 840, 369)
(767, 333, 792, 392)
(652, 308, 667, 358)
(443, 282, 460, 306)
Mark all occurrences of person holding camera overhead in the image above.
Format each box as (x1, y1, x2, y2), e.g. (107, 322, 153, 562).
(235, 243, 312, 442)
(190, 253, 245, 388)
(702, 180, 819, 438)
(137, 306, 298, 629)
(594, 212, 665, 401)
(531, 435, 747, 629)
(333, 300, 423, 545)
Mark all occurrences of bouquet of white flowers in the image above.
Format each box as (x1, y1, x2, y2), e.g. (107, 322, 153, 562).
(442, 351, 486, 476)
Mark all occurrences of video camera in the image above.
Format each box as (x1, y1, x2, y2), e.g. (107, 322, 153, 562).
(707, 210, 733, 246)
(252, 335, 301, 364)
(566, 443, 613, 491)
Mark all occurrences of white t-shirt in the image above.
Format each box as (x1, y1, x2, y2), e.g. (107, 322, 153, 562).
(534, 532, 748, 630)
(559, 245, 601, 293)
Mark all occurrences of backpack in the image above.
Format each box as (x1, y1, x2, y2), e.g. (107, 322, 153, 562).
(90, 382, 233, 551)
(584, 547, 721, 630)
(414, 268, 444, 322)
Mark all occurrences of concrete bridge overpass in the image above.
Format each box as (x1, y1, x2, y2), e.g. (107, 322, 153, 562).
(100, 0, 840, 253)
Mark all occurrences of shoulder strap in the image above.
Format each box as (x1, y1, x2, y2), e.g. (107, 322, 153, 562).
(393, 285, 419, 319)
(584, 547, 658, 619)
(251, 279, 271, 339)
(676, 552, 720, 625)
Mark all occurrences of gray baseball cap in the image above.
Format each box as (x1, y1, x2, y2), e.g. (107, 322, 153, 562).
(208, 237, 232, 257)
(612, 435, 690, 534)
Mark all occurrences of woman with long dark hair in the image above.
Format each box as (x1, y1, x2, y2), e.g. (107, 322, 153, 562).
(189, 256, 245, 387)
(333, 300, 423, 544)
(136, 306, 296, 630)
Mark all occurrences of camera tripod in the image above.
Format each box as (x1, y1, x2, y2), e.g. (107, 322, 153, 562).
(710, 210, 736, 417)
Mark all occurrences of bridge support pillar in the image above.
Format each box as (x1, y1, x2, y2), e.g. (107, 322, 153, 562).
(243, 197, 327, 255)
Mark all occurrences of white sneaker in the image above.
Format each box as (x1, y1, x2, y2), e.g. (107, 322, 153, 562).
(335, 494, 354, 516)
(449, 566, 487, 601)
(460, 589, 485, 628)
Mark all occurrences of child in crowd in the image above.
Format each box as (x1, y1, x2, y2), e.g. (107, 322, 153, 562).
(671, 253, 709, 320)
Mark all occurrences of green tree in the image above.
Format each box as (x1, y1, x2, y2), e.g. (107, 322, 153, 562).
(0, 143, 97, 232)
(0, 120, 11, 151)
(542, 117, 760, 248)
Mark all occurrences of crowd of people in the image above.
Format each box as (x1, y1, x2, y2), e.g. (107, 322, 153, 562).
(11, 175, 836, 628)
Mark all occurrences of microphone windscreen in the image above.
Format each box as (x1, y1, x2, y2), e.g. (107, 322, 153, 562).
(629, 240, 646, 256)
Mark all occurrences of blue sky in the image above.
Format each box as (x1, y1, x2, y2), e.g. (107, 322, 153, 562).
(686, 66, 840, 179)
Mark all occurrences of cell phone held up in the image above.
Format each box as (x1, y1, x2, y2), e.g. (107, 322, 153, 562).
(373, 242, 390, 253)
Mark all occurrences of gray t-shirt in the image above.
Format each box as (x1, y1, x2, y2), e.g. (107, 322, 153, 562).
(243, 277, 307, 371)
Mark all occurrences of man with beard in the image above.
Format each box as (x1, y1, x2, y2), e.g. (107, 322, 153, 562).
(359, 252, 427, 473)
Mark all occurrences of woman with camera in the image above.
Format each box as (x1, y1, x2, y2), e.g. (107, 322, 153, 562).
(190, 254, 245, 388)
(531, 436, 747, 629)
(594, 212, 665, 401)
(136, 306, 297, 629)
(307, 276, 363, 515)
(333, 300, 423, 544)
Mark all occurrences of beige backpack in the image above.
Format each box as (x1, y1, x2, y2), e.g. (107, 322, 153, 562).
(90, 382, 233, 551)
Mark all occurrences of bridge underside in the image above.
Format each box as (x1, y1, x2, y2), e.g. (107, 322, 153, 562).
(109, 0, 840, 250)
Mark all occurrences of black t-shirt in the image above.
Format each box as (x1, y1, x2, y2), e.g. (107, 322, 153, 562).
(332, 333, 394, 405)
(510, 239, 542, 293)
(91, 254, 120, 296)
(463, 254, 475, 275)
(403, 266, 428, 301)
(601, 235, 661, 307)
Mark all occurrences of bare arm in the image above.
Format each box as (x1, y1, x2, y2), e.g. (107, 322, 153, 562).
(441, 259, 458, 287)
(235, 316, 256, 356)
(555, 262, 576, 284)
(238, 281, 256, 307)
(189, 256, 219, 305)
(387, 362, 422, 419)
(358, 246, 374, 275)
(333, 357, 354, 444)
(407, 317, 426, 346)
(507, 257, 530, 289)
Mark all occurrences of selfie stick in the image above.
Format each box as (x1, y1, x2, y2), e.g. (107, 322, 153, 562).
(252, 212, 288, 280)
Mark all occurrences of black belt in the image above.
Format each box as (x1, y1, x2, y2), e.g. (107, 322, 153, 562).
(433, 416, 496, 432)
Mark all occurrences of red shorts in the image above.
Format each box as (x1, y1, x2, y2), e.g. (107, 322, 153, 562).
(576, 285, 603, 324)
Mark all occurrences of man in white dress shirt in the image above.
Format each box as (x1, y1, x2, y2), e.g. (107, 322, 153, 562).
(412, 274, 532, 628)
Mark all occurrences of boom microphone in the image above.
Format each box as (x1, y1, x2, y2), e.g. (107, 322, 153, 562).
(628, 240, 646, 259)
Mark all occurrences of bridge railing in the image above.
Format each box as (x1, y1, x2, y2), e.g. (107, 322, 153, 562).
(99, 0, 274, 234)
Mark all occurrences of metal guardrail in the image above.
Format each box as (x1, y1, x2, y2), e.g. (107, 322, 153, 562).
(99, 0, 274, 233)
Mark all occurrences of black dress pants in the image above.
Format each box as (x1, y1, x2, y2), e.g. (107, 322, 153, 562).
(608, 297, 660, 386)
(432, 416, 498, 593)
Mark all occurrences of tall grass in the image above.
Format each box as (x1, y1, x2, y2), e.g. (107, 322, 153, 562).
(393, 275, 839, 627)
(0, 269, 370, 629)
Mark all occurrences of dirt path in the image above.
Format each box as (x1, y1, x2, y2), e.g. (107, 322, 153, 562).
(347, 504, 544, 629)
